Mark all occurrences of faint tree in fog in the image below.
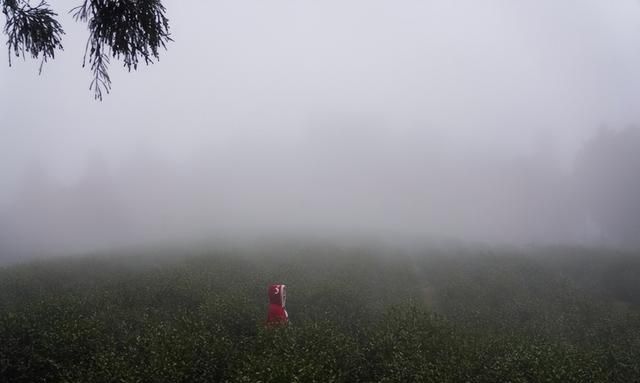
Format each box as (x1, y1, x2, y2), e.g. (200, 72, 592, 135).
(2, 0, 171, 99)
(574, 127, 640, 247)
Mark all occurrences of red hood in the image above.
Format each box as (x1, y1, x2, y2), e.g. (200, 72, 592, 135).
(268, 284, 286, 307)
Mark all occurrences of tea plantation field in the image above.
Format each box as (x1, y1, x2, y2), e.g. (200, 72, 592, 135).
(1, 244, 639, 382)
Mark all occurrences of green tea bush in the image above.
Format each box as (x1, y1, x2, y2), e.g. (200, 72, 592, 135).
(1, 245, 639, 382)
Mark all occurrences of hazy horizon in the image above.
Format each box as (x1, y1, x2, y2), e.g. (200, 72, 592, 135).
(2, 0, 640, 257)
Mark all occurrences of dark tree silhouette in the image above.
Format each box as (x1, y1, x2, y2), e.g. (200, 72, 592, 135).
(2, 0, 171, 99)
(574, 127, 640, 247)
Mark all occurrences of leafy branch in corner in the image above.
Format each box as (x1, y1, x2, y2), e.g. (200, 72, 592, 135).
(2, 0, 172, 100)
(2, 0, 64, 73)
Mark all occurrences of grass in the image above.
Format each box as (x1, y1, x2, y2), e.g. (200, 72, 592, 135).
(1, 243, 639, 382)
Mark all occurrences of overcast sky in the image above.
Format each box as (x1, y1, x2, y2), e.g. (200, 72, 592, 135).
(1, 0, 640, 253)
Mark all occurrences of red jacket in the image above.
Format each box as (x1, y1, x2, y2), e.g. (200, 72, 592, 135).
(266, 284, 289, 325)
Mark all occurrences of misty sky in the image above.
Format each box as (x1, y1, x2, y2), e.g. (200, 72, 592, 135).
(1, 0, 640, 253)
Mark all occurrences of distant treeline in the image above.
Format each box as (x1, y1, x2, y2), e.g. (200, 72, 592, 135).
(0, 126, 638, 256)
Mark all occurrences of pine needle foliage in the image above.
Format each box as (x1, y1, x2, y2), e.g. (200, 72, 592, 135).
(2, 0, 171, 100)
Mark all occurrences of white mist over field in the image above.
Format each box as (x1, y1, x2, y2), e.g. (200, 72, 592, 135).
(2, 0, 640, 258)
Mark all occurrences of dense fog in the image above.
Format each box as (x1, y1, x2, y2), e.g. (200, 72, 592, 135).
(2, 0, 640, 258)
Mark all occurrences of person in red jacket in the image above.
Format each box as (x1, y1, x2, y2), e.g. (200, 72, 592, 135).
(266, 284, 289, 326)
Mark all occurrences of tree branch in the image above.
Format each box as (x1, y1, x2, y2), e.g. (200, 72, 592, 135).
(2, 0, 172, 100)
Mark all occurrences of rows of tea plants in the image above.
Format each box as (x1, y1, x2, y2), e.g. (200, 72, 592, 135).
(1, 244, 639, 382)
